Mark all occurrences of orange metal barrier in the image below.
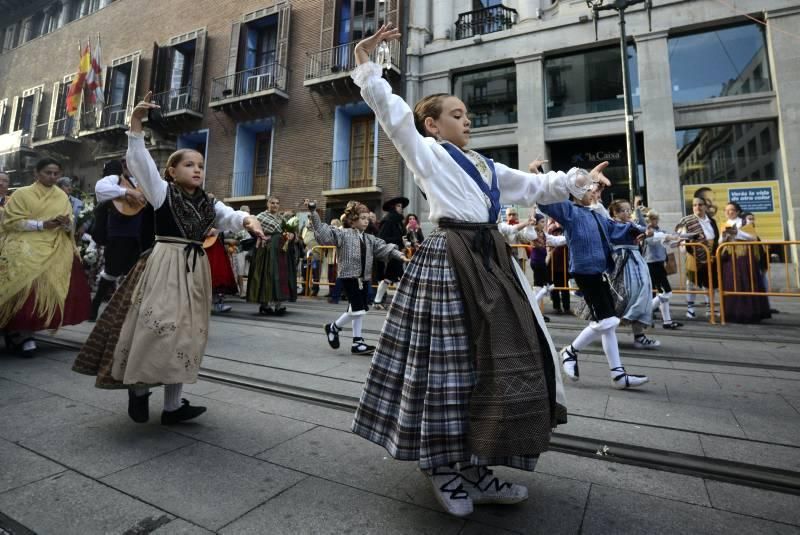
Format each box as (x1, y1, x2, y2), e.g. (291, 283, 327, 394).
(668, 242, 716, 324)
(303, 244, 400, 297)
(715, 240, 800, 325)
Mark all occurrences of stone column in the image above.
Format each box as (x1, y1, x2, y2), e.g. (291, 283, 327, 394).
(635, 31, 682, 229)
(432, 0, 454, 41)
(516, 0, 538, 23)
(767, 7, 800, 245)
(514, 55, 547, 179)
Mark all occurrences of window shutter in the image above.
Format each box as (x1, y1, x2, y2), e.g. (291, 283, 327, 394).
(320, 0, 335, 50)
(226, 22, 242, 78)
(47, 81, 61, 138)
(9, 96, 20, 132)
(191, 29, 207, 108)
(275, 3, 291, 91)
(30, 86, 43, 136)
(124, 54, 140, 124)
(0, 100, 6, 134)
(149, 42, 162, 92)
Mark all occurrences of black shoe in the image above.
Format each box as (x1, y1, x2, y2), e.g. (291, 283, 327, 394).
(351, 337, 375, 355)
(274, 306, 287, 316)
(543, 315, 551, 323)
(553, 307, 563, 315)
(161, 399, 207, 425)
(325, 323, 341, 349)
(127, 390, 151, 423)
(259, 305, 274, 315)
(662, 321, 683, 330)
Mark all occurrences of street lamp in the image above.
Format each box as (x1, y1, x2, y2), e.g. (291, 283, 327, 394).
(586, 0, 652, 201)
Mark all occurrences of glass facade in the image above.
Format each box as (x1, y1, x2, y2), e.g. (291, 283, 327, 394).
(676, 120, 780, 186)
(480, 145, 518, 170)
(668, 24, 771, 104)
(453, 65, 517, 128)
(545, 45, 639, 118)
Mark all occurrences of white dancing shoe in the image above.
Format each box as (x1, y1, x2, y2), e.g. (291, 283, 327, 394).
(560, 345, 580, 381)
(460, 465, 529, 505)
(611, 367, 649, 389)
(633, 335, 661, 349)
(428, 467, 474, 517)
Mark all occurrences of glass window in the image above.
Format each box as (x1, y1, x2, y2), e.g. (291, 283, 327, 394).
(453, 65, 517, 128)
(480, 146, 518, 170)
(676, 120, 779, 188)
(545, 45, 639, 119)
(668, 24, 771, 104)
(760, 128, 771, 154)
(338, 0, 381, 45)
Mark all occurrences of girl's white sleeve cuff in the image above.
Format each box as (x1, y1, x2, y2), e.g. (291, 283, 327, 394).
(351, 62, 383, 88)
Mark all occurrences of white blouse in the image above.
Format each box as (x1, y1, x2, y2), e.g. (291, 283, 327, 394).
(95, 174, 138, 203)
(125, 131, 248, 233)
(352, 62, 576, 224)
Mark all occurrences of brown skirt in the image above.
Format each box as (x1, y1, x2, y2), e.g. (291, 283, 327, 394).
(442, 219, 566, 458)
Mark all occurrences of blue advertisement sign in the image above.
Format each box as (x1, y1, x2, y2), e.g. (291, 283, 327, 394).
(729, 187, 774, 213)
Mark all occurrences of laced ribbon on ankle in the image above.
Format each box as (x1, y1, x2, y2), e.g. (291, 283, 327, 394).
(431, 467, 470, 500)
(562, 346, 579, 377)
(461, 466, 512, 493)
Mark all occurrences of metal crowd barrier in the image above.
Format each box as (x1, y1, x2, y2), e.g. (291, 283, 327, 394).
(715, 240, 800, 325)
(303, 244, 401, 297)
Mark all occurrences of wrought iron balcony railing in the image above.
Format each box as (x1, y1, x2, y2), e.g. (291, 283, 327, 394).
(81, 102, 128, 131)
(455, 4, 518, 40)
(324, 157, 380, 191)
(210, 63, 286, 103)
(230, 170, 268, 198)
(305, 39, 400, 81)
(150, 85, 203, 115)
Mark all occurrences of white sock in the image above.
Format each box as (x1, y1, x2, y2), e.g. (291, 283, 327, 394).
(651, 295, 660, 311)
(600, 328, 623, 373)
(163, 384, 183, 412)
(374, 280, 389, 304)
(660, 299, 672, 323)
(571, 324, 600, 351)
(132, 387, 150, 397)
(334, 312, 350, 329)
(352, 316, 363, 339)
(535, 286, 549, 304)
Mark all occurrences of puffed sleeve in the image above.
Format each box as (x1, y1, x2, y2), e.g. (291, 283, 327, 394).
(213, 200, 249, 233)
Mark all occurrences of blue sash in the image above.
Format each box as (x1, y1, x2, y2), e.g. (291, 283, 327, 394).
(440, 142, 500, 223)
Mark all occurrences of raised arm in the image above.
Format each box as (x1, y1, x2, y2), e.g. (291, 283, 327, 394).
(538, 201, 575, 229)
(95, 175, 127, 203)
(126, 92, 168, 209)
(370, 235, 404, 262)
(308, 208, 342, 247)
(606, 218, 646, 245)
(213, 200, 250, 234)
(498, 162, 611, 207)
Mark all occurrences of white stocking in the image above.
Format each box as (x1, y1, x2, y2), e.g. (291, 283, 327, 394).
(571, 324, 600, 351)
(374, 280, 390, 304)
(352, 316, 363, 339)
(600, 328, 623, 374)
(164, 384, 183, 412)
(334, 312, 351, 329)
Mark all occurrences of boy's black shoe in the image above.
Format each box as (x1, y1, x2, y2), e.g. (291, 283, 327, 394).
(161, 399, 207, 425)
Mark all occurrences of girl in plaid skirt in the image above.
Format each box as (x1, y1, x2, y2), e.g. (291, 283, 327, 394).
(349, 25, 610, 517)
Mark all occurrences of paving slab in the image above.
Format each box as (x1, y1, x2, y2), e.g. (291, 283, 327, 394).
(150, 519, 215, 535)
(219, 477, 464, 535)
(784, 395, 800, 414)
(467, 469, 591, 535)
(0, 395, 111, 442)
(732, 406, 800, 447)
(663, 383, 795, 412)
(0, 438, 65, 494)
(604, 396, 746, 437)
(706, 480, 800, 526)
(581, 484, 799, 535)
(699, 435, 800, 472)
(170, 394, 316, 456)
(102, 442, 306, 531)
(0, 471, 173, 535)
(258, 425, 421, 502)
(558, 415, 705, 456)
(559, 388, 609, 419)
(19, 416, 195, 478)
(0, 377, 52, 409)
(198, 385, 356, 432)
(714, 373, 799, 396)
(535, 452, 710, 506)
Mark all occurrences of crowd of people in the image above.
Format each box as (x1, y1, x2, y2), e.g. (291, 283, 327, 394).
(0, 23, 783, 520)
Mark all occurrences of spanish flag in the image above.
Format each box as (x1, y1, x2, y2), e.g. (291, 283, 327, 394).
(66, 42, 91, 117)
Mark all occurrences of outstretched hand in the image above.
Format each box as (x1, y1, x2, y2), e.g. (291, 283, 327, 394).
(528, 159, 548, 173)
(588, 161, 611, 187)
(243, 216, 268, 248)
(354, 24, 402, 66)
(130, 91, 160, 133)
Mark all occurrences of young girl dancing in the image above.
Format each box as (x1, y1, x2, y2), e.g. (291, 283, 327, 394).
(348, 25, 609, 517)
(73, 92, 266, 425)
(643, 210, 683, 329)
(538, 186, 651, 390)
(307, 199, 408, 355)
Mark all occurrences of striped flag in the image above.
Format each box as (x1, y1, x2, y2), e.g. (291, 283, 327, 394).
(66, 42, 91, 117)
(86, 35, 104, 112)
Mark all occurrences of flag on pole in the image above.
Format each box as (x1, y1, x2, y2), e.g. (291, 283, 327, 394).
(86, 34, 104, 112)
(66, 42, 91, 117)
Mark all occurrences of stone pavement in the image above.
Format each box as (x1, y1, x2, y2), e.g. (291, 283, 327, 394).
(1, 295, 800, 534)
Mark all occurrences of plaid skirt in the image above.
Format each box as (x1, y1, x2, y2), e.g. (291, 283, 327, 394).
(352, 228, 565, 471)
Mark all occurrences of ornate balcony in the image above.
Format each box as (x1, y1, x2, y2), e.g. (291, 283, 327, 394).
(148, 85, 204, 128)
(31, 118, 81, 150)
(321, 157, 383, 197)
(305, 40, 401, 95)
(455, 5, 518, 40)
(209, 63, 288, 113)
(78, 103, 129, 138)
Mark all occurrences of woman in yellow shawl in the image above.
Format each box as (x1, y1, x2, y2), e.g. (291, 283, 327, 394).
(0, 158, 91, 357)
